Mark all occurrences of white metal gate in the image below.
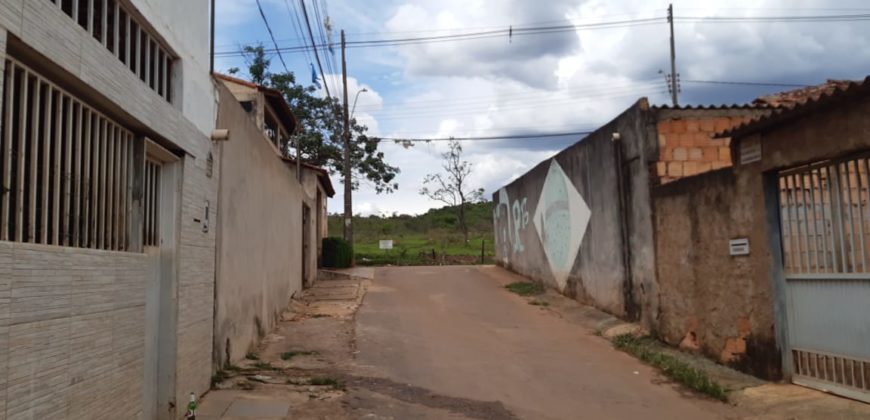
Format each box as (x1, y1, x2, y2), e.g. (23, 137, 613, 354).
(779, 155, 870, 402)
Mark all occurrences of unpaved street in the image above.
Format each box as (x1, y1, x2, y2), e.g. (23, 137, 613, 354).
(353, 266, 737, 420)
(202, 265, 749, 419)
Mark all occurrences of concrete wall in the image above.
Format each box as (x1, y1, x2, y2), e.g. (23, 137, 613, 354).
(651, 168, 780, 379)
(493, 101, 775, 372)
(214, 83, 307, 368)
(494, 100, 651, 317)
(752, 96, 870, 173)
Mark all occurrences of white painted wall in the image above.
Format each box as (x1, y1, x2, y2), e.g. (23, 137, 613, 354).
(132, 0, 216, 137)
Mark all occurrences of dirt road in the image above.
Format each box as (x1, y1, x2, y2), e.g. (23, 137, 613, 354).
(353, 266, 738, 420)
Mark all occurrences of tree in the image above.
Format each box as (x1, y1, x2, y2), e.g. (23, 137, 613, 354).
(420, 140, 484, 243)
(234, 45, 399, 194)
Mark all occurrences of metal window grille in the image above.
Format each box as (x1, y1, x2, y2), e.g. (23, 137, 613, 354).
(48, 0, 173, 103)
(0, 58, 134, 251)
(780, 156, 870, 275)
(143, 160, 160, 247)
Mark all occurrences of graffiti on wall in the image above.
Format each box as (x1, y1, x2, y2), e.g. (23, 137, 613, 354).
(494, 159, 590, 291)
(493, 188, 530, 264)
(532, 160, 591, 291)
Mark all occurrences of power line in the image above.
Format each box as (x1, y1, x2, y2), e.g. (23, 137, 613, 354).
(215, 17, 664, 57)
(299, 0, 332, 99)
(254, 0, 290, 72)
(675, 13, 870, 23)
(284, 0, 315, 69)
(682, 79, 811, 88)
(376, 131, 594, 142)
(215, 11, 870, 58)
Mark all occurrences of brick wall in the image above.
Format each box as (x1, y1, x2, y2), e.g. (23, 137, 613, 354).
(0, 242, 149, 419)
(655, 116, 754, 184)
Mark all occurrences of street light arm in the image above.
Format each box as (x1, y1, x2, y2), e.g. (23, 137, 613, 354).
(351, 88, 368, 119)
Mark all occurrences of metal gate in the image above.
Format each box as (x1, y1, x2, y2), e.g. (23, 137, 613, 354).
(778, 154, 870, 403)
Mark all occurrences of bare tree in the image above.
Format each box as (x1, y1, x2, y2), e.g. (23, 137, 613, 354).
(420, 140, 485, 243)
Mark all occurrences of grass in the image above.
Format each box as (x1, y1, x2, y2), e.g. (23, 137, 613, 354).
(529, 300, 550, 307)
(281, 350, 318, 361)
(211, 370, 229, 387)
(252, 361, 276, 370)
(309, 377, 341, 386)
(505, 282, 545, 296)
(245, 352, 259, 361)
(328, 202, 496, 266)
(612, 334, 729, 401)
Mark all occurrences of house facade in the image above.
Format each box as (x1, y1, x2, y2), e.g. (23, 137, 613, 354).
(719, 79, 870, 402)
(213, 75, 333, 369)
(0, 1, 218, 418)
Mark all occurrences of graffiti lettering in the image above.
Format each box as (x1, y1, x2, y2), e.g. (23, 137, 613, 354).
(511, 198, 529, 253)
(494, 188, 530, 263)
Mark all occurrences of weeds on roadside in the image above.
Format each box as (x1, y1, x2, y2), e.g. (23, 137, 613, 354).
(252, 361, 276, 370)
(245, 352, 260, 361)
(528, 300, 550, 307)
(211, 370, 229, 387)
(612, 334, 729, 401)
(505, 282, 545, 296)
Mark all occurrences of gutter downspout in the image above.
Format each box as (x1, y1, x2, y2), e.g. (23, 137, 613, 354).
(612, 132, 638, 321)
(210, 0, 216, 74)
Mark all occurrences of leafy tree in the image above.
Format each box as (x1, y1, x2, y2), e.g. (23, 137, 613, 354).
(420, 140, 484, 243)
(234, 45, 399, 194)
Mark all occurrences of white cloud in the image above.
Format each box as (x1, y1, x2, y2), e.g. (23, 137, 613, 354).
(230, 0, 870, 216)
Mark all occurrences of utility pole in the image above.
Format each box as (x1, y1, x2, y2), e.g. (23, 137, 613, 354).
(341, 30, 353, 247)
(668, 3, 679, 106)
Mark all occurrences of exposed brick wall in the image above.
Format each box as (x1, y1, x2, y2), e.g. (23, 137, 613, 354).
(0, 242, 149, 419)
(655, 116, 754, 184)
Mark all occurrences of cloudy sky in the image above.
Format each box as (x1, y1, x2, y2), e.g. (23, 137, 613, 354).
(215, 0, 870, 216)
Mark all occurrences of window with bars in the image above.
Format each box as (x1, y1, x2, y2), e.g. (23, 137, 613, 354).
(143, 160, 160, 247)
(48, 0, 174, 103)
(0, 58, 135, 251)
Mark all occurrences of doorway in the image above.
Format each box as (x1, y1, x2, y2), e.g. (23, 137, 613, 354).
(141, 140, 181, 420)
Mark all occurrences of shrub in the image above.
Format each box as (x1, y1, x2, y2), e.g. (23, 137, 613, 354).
(322, 237, 353, 268)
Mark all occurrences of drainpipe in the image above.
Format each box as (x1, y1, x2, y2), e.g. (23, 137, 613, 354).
(210, 0, 216, 74)
(612, 132, 638, 321)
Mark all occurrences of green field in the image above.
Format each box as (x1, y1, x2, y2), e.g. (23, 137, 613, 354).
(327, 202, 496, 266)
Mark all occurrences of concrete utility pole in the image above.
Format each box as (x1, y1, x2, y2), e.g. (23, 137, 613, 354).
(341, 30, 353, 247)
(668, 3, 679, 106)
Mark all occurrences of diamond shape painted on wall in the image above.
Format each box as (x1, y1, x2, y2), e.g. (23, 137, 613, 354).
(533, 160, 591, 291)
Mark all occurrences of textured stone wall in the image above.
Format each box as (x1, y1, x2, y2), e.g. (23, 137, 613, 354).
(0, 242, 149, 419)
(651, 168, 780, 379)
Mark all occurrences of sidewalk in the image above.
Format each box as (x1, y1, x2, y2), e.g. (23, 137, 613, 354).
(477, 266, 870, 419)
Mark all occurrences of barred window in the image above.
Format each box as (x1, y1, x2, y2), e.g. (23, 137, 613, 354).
(48, 0, 174, 103)
(0, 58, 135, 251)
(143, 160, 160, 247)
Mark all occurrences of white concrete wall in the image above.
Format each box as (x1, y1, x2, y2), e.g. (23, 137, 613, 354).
(132, 0, 216, 137)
